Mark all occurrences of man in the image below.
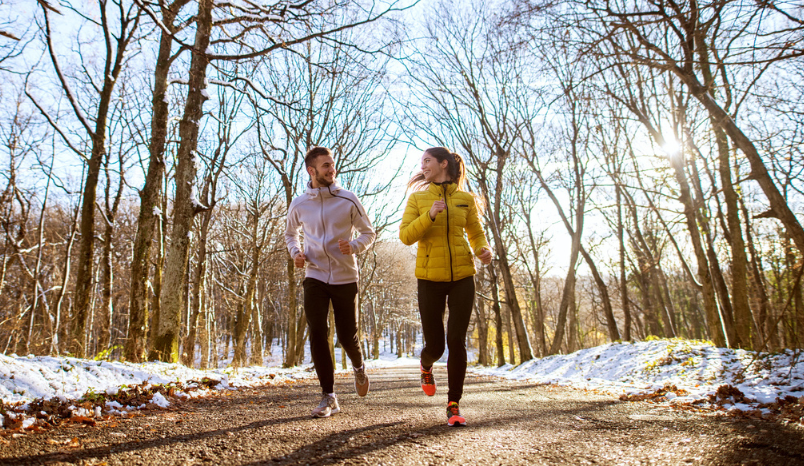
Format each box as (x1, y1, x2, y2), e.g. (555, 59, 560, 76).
(284, 146, 376, 418)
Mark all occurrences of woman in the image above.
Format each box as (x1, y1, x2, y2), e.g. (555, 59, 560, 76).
(399, 147, 492, 427)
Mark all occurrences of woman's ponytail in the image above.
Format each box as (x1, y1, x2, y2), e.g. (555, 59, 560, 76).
(450, 152, 466, 192)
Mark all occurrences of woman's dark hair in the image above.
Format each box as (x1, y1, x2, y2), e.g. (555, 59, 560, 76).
(407, 147, 468, 191)
(407, 147, 485, 212)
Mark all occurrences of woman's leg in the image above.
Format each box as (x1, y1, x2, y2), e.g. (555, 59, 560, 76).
(445, 276, 475, 403)
(417, 279, 448, 369)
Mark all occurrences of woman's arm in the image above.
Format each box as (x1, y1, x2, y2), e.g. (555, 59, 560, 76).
(464, 198, 490, 254)
(399, 194, 434, 245)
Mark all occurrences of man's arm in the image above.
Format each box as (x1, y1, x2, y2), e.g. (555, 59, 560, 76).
(348, 195, 376, 254)
(284, 201, 303, 259)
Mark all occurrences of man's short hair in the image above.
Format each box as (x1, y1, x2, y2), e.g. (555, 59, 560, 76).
(305, 146, 332, 168)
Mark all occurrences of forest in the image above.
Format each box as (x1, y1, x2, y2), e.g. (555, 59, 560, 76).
(0, 0, 802, 368)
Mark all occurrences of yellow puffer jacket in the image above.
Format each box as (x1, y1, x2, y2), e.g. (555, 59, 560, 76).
(399, 182, 490, 282)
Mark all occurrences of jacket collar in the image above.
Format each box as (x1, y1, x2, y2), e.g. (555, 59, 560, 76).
(306, 181, 342, 199)
(427, 181, 458, 196)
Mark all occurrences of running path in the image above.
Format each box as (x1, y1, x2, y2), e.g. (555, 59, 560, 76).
(1, 365, 803, 465)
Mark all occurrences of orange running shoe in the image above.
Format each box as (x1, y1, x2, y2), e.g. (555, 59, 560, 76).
(420, 364, 436, 396)
(446, 401, 466, 426)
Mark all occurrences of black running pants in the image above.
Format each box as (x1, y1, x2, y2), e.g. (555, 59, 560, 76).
(418, 275, 475, 403)
(303, 278, 364, 394)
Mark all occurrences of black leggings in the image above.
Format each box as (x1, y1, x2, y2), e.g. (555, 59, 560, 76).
(303, 278, 364, 394)
(418, 275, 475, 403)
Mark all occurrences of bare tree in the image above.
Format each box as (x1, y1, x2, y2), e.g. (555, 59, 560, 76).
(27, 0, 141, 357)
(143, 0, 408, 363)
(126, 0, 190, 362)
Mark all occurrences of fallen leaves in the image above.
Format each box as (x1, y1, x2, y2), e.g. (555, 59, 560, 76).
(67, 416, 97, 427)
(619, 384, 689, 402)
(619, 382, 804, 428)
(45, 437, 82, 448)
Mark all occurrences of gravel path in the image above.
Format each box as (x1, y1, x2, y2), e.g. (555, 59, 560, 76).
(1, 364, 803, 465)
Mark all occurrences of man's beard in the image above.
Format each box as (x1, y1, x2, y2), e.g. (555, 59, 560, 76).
(314, 168, 334, 187)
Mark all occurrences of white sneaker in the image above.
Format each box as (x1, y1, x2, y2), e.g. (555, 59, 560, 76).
(311, 393, 340, 418)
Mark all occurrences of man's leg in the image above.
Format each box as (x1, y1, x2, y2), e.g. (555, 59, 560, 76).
(417, 279, 448, 369)
(445, 276, 475, 403)
(330, 282, 363, 368)
(303, 277, 335, 394)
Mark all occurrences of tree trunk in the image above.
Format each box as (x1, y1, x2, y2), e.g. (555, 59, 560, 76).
(544, 191, 583, 355)
(579, 246, 620, 341)
(369, 300, 379, 360)
(250, 289, 264, 366)
(715, 135, 752, 348)
(474, 267, 489, 365)
(64, 6, 137, 358)
(236, 221, 264, 367)
(97, 220, 114, 353)
(688, 158, 737, 346)
(667, 153, 726, 346)
(182, 210, 212, 367)
(283, 256, 299, 367)
(232, 281, 250, 367)
(743, 199, 772, 349)
(152, 0, 212, 362)
(567, 294, 578, 353)
(488, 223, 533, 362)
(396, 323, 403, 358)
(294, 311, 307, 364)
(617, 185, 631, 341)
(52, 200, 81, 355)
(126, 5, 178, 362)
(489, 265, 505, 367)
(148, 208, 165, 358)
(506, 302, 516, 365)
(478, 153, 533, 362)
(634, 259, 660, 336)
(198, 284, 209, 369)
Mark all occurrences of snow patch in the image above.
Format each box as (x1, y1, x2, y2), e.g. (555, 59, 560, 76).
(470, 340, 804, 415)
(150, 392, 170, 408)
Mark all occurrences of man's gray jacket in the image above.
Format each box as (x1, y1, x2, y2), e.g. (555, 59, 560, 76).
(284, 182, 376, 285)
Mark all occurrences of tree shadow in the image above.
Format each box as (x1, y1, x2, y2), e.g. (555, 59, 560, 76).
(1, 414, 310, 466)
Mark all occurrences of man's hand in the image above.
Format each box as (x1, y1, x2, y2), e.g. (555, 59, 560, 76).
(338, 239, 353, 255)
(477, 248, 493, 265)
(429, 198, 446, 220)
(294, 253, 307, 268)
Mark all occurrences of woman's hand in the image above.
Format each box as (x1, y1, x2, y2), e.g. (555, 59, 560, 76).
(429, 198, 446, 220)
(477, 248, 493, 265)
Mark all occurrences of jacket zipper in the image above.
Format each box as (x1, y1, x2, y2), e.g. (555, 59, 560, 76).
(320, 190, 332, 284)
(443, 184, 454, 282)
(328, 186, 364, 217)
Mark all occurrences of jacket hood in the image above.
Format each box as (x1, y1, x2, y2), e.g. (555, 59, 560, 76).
(306, 181, 343, 198)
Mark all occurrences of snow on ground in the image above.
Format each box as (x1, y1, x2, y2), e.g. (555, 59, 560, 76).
(471, 339, 804, 418)
(2, 338, 802, 431)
